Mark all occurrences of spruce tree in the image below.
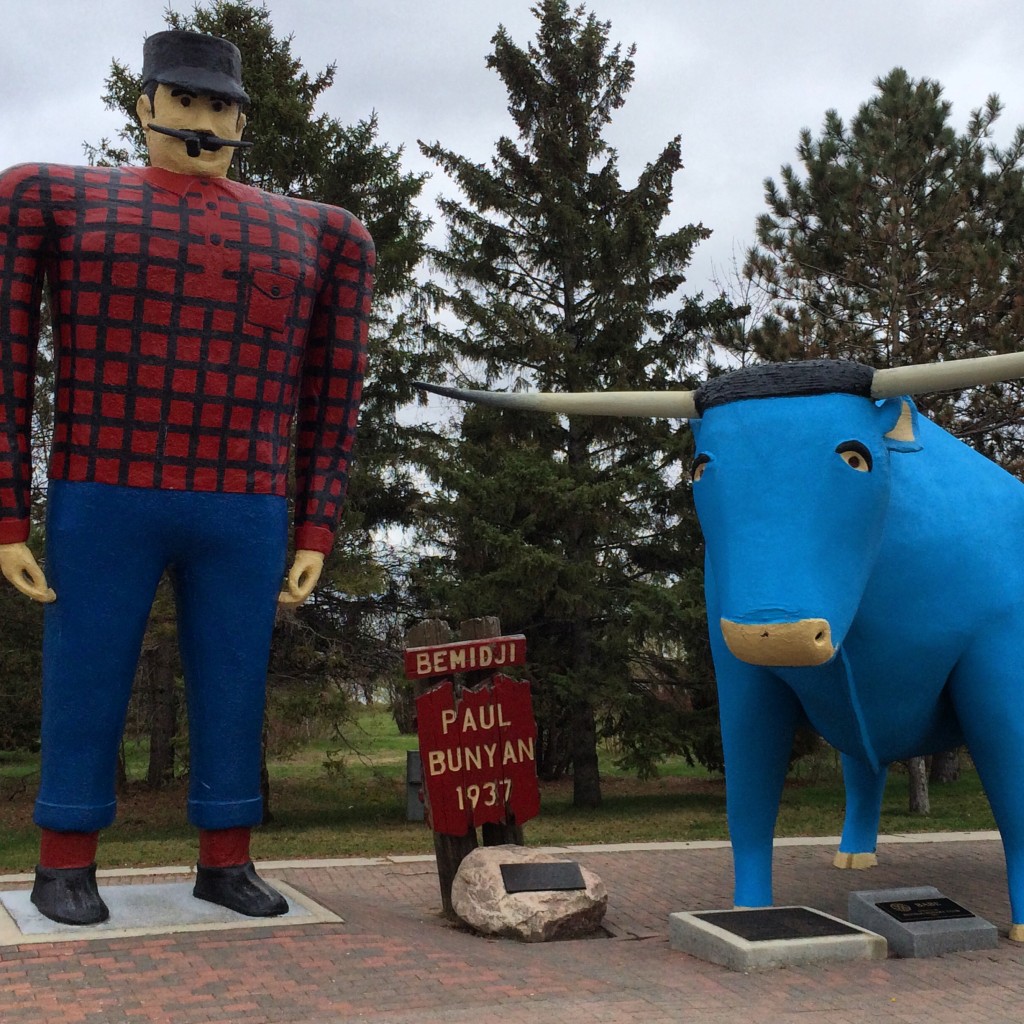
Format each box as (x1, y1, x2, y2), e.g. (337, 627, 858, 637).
(418, 0, 725, 806)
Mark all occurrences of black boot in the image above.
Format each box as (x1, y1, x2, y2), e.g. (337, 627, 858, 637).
(193, 860, 288, 917)
(31, 863, 110, 926)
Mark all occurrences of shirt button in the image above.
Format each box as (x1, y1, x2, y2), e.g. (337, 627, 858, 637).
(210, 234, 222, 245)
(207, 201, 217, 211)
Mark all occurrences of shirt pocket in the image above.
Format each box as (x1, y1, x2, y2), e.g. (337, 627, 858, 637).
(245, 269, 296, 334)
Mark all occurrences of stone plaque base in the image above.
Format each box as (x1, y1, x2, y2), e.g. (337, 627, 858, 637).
(669, 906, 886, 971)
(848, 886, 997, 958)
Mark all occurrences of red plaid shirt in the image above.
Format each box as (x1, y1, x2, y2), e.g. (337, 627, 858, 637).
(0, 163, 373, 554)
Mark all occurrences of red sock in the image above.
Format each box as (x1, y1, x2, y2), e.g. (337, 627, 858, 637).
(39, 829, 99, 869)
(198, 827, 251, 868)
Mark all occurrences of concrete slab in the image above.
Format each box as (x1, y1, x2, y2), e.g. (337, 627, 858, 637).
(847, 886, 998, 957)
(0, 879, 340, 946)
(669, 905, 887, 971)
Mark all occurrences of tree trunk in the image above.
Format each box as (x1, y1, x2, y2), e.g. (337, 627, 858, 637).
(906, 756, 930, 815)
(929, 747, 961, 784)
(260, 725, 273, 825)
(389, 680, 417, 735)
(571, 697, 601, 809)
(146, 640, 179, 789)
(116, 743, 129, 794)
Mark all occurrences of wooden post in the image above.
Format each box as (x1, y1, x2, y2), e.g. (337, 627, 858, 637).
(406, 618, 478, 919)
(460, 617, 525, 848)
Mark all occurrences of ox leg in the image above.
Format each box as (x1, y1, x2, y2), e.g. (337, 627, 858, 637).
(949, 643, 1024, 940)
(718, 669, 801, 909)
(834, 753, 885, 870)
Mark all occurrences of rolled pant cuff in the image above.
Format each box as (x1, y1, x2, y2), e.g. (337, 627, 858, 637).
(34, 799, 117, 834)
(188, 797, 263, 831)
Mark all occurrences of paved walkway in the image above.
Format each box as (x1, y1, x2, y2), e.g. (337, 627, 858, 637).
(1, 834, 1022, 1023)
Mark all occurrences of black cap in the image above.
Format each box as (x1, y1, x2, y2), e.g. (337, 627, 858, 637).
(142, 29, 249, 105)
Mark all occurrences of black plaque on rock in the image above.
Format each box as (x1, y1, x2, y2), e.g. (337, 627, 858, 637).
(876, 898, 975, 924)
(695, 907, 863, 942)
(500, 862, 586, 894)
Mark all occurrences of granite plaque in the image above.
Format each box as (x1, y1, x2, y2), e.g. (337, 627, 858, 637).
(848, 886, 998, 958)
(500, 861, 586, 894)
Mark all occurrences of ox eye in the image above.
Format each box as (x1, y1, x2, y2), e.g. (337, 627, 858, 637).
(691, 454, 711, 482)
(836, 441, 872, 473)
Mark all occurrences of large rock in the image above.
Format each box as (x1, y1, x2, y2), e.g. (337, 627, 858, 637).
(451, 845, 607, 942)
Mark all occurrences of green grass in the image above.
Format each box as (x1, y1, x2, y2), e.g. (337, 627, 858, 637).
(0, 707, 997, 872)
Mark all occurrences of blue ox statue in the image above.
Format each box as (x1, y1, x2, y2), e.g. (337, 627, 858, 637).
(418, 352, 1024, 941)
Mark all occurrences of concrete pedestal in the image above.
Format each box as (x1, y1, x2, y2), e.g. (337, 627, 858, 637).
(669, 905, 886, 971)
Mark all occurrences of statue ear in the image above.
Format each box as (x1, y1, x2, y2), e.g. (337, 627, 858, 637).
(136, 93, 153, 123)
(880, 398, 923, 453)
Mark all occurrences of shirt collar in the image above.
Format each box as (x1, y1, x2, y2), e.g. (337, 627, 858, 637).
(130, 165, 250, 201)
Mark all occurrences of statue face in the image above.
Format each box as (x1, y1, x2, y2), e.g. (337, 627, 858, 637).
(137, 83, 247, 177)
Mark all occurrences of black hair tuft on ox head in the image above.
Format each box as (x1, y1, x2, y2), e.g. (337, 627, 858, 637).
(694, 360, 875, 416)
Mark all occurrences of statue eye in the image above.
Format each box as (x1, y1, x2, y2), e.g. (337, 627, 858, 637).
(179, 95, 192, 107)
(691, 454, 711, 482)
(836, 441, 872, 472)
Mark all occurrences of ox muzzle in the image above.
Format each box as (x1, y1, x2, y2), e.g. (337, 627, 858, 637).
(720, 618, 835, 667)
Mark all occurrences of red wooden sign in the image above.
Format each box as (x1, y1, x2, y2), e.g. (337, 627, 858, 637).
(404, 635, 526, 680)
(415, 674, 540, 836)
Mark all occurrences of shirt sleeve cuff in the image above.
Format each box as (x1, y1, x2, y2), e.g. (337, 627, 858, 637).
(0, 518, 30, 545)
(294, 524, 334, 556)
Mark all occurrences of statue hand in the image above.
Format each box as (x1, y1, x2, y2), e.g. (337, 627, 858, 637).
(0, 542, 56, 603)
(278, 549, 325, 607)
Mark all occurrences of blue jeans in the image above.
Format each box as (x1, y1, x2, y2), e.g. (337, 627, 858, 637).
(35, 481, 288, 832)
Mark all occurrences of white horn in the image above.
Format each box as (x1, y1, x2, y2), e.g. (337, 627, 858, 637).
(872, 352, 1024, 398)
(414, 383, 698, 419)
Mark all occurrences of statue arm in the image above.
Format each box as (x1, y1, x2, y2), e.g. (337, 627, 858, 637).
(292, 213, 374, 558)
(0, 542, 55, 603)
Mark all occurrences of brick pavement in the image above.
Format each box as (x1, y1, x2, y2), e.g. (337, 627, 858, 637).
(2, 837, 1023, 1023)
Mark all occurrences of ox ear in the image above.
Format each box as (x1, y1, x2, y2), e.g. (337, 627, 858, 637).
(880, 398, 923, 453)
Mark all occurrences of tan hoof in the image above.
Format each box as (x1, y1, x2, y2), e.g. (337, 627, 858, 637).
(1009, 924, 1024, 943)
(833, 851, 878, 870)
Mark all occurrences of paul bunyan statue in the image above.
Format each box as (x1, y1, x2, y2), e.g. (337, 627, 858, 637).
(0, 30, 374, 924)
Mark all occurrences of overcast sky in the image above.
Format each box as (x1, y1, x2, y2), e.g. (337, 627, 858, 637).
(3, 0, 1023, 296)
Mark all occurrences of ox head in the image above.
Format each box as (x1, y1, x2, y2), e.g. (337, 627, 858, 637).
(688, 361, 920, 667)
(415, 351, 1024, 668)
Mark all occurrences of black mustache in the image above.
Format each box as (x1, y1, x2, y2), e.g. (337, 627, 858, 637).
(147, 123, 254, 158)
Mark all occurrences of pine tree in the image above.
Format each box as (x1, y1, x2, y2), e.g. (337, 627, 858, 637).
(740, 67, 1024, 466)
(417, 0, 727, 806)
